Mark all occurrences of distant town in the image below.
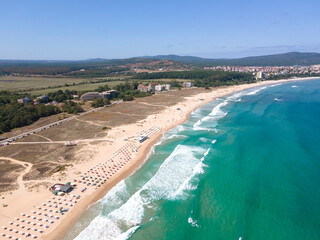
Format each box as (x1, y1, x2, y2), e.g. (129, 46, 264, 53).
(204, 65, 320, 79)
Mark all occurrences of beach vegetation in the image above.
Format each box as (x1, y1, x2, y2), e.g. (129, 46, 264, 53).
(61, 101, 84, 114)
(91, 98, 110, 108)
(47, 89, 76, 102)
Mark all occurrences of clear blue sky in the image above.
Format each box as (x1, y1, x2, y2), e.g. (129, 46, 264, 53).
(1, 0, 319, 60)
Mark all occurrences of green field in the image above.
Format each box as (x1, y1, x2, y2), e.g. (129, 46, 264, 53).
(0, 76, 90, 91)
(0, 76, 129, 94)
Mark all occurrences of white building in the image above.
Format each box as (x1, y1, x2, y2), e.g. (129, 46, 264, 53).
(183, 82, 193, 88)
(17, 97, 30, 104)
(155, 85, 166, 92)
(256, 71, 265, 79)
(80, 90, 119, 101)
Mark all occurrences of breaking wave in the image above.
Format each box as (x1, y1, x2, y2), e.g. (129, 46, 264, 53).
(246, 86, 268, 95)
(193, 100, 229, 131)
(75, 144, 210, 240)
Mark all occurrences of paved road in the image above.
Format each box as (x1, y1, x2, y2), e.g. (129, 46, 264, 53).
(0, 100, 122, 146)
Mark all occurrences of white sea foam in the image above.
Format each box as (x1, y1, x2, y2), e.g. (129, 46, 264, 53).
(246, 86, 268, 95)
(188, 216, 199, 228)
(174, 147, 209, 197)
(100, 180, 128, 206)
(157, 126, 187, 146)
(270, 83, 283, 87)
(176, 125, 187, 132)
(227, 90, 248, 101)
(165, 134, 187, 140)
(74, 215, 123, 239)
(193, 122, 211, 131)
(75, 145, 209, 240)
(117, 226, 139, 240)
(209, 101, 228, 117)
(212, 139, 217, 144)
(291, 85, 298, 88)
(274, 97, 283, 102)
(193, 101, 228, 130)
(203, 148, 210, 157)
(199, 137, 212, 143)
(157, 127, 189, 147)
(164, 125, 186, 137)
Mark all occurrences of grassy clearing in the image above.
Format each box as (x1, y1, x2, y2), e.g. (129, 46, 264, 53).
(0, 76, 128, 94)
(0, 76, 89, 91)
(0, 75, 187, 95)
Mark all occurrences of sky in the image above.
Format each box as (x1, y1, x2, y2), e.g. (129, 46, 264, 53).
(1, 0, 320, 60)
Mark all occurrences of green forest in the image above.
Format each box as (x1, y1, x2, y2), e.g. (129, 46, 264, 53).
(136, 70, 255, 87)
(0, 91, 61, 134)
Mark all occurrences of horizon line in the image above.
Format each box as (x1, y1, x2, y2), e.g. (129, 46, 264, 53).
(0, 51, 319, 62)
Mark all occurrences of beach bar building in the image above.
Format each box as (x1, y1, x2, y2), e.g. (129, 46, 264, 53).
(50, 183, 74, 194)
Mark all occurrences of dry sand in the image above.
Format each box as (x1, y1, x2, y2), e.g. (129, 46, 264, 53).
(0, 77, 317, 240)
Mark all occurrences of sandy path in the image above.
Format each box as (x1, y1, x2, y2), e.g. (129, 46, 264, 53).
(75, 118, 106, 127)
(109, 111, 142, 117)
(138, 102, 169, 108)
(33, 133, 53, 142)
(22, 179, 56, 184)
(0, 157, 33, 193)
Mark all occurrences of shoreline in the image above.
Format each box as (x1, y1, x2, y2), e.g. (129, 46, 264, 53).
(27, 77, 320, 240)
(0, 77, 318, 240)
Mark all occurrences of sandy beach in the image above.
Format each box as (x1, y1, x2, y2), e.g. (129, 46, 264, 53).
(0, 77, 317, 240)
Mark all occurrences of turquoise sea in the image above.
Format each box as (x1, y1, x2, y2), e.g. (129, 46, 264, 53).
(63, 79, 320, 240)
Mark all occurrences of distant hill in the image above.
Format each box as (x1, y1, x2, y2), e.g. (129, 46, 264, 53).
(0, 57, 187, 75)
(1, 52, 320, 76)
(142, 52, 320, 66)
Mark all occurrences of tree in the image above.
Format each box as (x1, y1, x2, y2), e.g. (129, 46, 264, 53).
(91, 98, 110, 108)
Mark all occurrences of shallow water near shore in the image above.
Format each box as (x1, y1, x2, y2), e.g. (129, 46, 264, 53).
(63, 79, 320, 240)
